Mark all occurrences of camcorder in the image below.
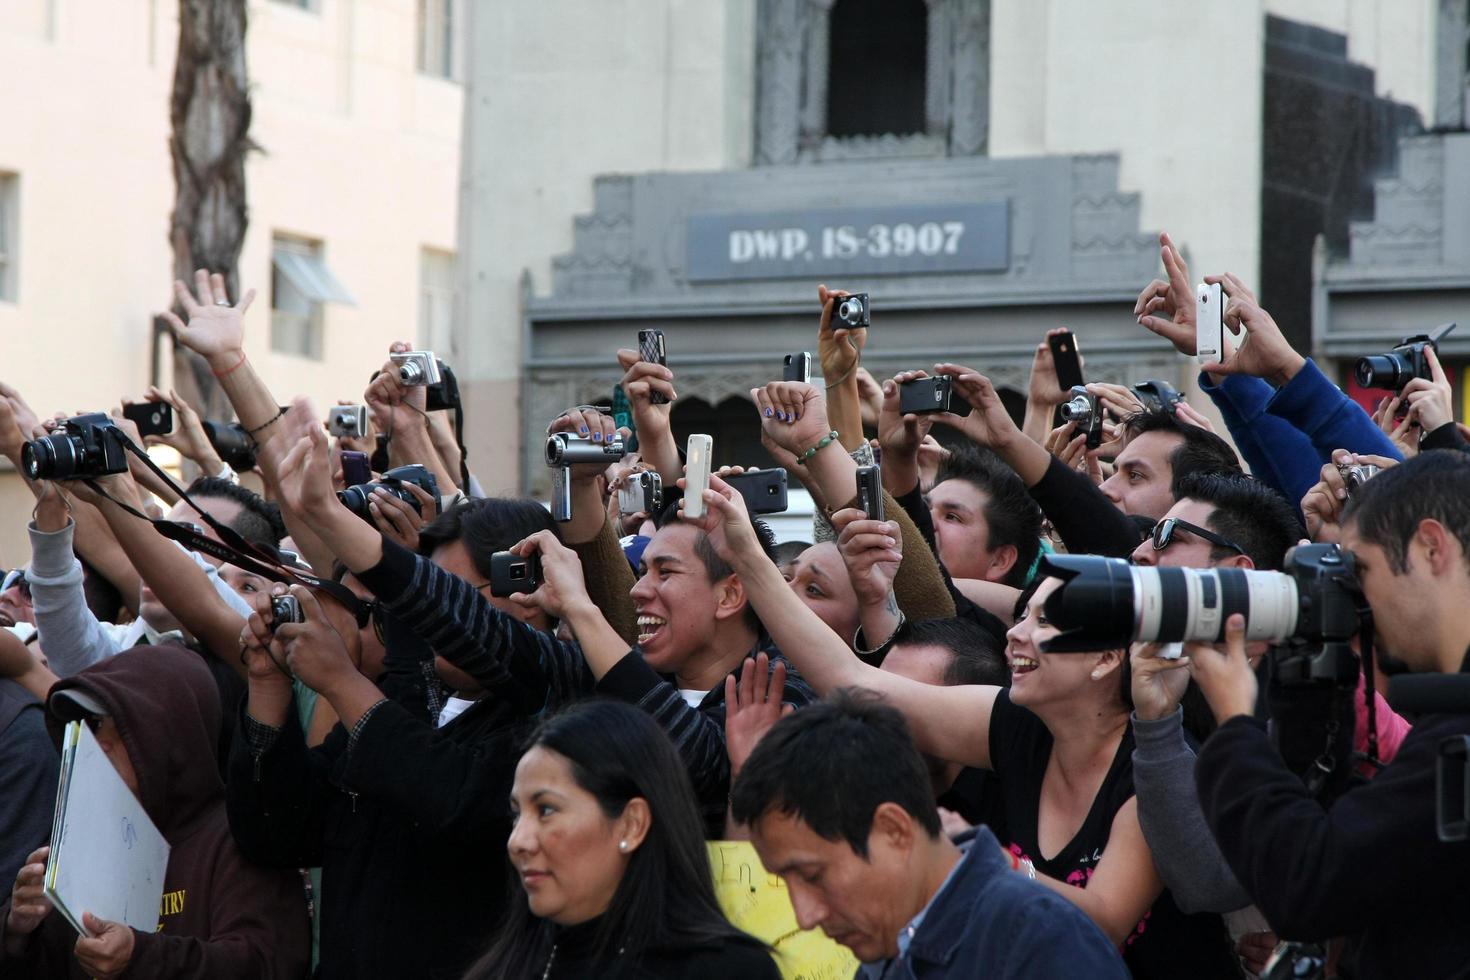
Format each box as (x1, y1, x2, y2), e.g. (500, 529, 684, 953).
(270, 594, 304, 627)
(203, 419, 259, 471)
(618, 471, 663, 516)
(22, 413, 130, 482)
(1353, 322, 1456, 392)
(328, 405, 368, 438)
(545, 433, 626, 522)
(833, 293, 870, 330)
(1132, 380, 1183, 416)
(338, 464, 441, 521)
(1058, 385, 1105, 449)
(898, 376, 972, 417)
(1038, 543, 1365, 687)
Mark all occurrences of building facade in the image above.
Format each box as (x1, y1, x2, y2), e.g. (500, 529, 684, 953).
(454, 0, 1455, 498)
(0, 0, 464, 564)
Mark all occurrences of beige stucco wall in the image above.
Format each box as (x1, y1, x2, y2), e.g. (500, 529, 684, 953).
(0, 0, 461, 565)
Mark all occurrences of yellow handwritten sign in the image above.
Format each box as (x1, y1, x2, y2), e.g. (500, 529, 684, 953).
(708, 841, 860, 980)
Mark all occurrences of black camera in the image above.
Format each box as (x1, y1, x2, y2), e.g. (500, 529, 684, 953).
(1354, 322, 1456, 392)
(338, 464, 441, 521)
(22, 413, 130, 482)
(490, 551, 542, 598)
(545, 433, 627, 522)
(725, 468, 790, 515)
(897, 376, 972, 417)
(270, 594, 304, 626)
(1131, 380, 1183, 416)
(833, 293, 870, 330)
(1038, 544, 1364, 686)
(202, 420, 258, 471)
(1058, 385, 1105, 449)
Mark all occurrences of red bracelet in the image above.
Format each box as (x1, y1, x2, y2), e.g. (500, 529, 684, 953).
(211, 350, 248, 378)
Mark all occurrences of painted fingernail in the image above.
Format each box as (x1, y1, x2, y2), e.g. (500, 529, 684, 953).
(580, 426, 589, 435)
(593, 432, 602, 442)
(765, 408, 773, 417)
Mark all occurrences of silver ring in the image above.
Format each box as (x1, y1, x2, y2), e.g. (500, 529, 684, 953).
(216, 300, 231, 307)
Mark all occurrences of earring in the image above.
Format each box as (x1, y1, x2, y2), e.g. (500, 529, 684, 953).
(618, 840, 628, 852)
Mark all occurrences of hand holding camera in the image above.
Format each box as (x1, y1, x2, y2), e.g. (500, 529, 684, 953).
(1186, 613, 1258, 725)
(817, 284, 868, 386)
(274, 400, 343, 525)
(1134, 232, 1204, 356)
(263, 586, 358, 697)
(161, 270, 256, 366)
(678, 473, 762, 570)
(503, 530, 591, 622)
(1399, 344, 1454, 433)
(831, 507, 903, 611)
(929, 365, 1022, 452)
(367, 342, 431, 436)
(1129, 641, 1194, 723)
(547, 407, 624, 479)
(1301, 450, 1398, 543)
(1198, 273, 1305, 387)
(361, 478, 439, 551)
(1027, 329, 1081, 408)
(138, 386, 221, 470)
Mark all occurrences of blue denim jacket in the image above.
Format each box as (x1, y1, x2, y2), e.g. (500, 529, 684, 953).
(873, 827, 1128, 980)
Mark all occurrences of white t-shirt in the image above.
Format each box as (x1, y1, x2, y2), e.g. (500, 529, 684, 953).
(678, 689, 709, 709)
(436, 695, 478, 728)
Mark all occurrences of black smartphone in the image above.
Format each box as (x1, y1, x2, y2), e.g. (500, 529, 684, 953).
(341, 450, 372, 488)
(724, 468, 789, 515)
(855, 465, 884, 522)
(490, 551, 542, 598)
(123, 402, 174, 437)
(897, 377, 972, 418)
(783, 352, 812, 383)
(1048, 331, 1085, 392)
(638, 329, 669, 405)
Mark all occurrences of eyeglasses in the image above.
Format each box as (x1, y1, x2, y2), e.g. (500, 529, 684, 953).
(1, 569, 29, 600)
(1150, 517, 1246, 557)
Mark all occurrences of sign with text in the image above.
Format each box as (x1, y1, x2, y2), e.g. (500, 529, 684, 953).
(687, 201, 1009, 281)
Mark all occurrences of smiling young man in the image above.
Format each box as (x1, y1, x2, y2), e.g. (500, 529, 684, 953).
(731, 692, 1126, 979)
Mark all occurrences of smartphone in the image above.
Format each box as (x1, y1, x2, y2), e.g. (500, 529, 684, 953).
(123, 402, 174, 437)
(783, 352, 812, 383)
(638, 329, 669, 405)
(725, 468, 789, 515)
(1196, 282, 1224, 365)
(490, 551, 542, 598)
(341, 450, 371, 488)
(855, 465, 884, 522)
(683, 434, 713, 520)
(1047, 331, 1085, 392)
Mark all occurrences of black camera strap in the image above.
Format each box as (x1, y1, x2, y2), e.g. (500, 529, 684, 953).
(1358, 614, 1383, 773)
(83, 437, 367, 618)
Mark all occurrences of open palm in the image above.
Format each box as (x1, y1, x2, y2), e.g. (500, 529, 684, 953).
(161, 270, 256, 358)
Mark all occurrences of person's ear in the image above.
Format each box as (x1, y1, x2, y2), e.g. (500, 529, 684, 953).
(1090, 648, 1124, 683)
(614, 797, 652, 856)
(869, 801, 919, 857)
(1220, 553, 1254, 570)
(711, 574, 749, 623)
(1415, 519, 1458, 576)
(987, 544, 1019, 581)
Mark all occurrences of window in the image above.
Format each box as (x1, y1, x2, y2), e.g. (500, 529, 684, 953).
(0, 174, 16, 303)
(417, 0, 457, 80)
(826, 0, 928, 138)
(270, 235, 354, 359)
(419, 248, 456, 354)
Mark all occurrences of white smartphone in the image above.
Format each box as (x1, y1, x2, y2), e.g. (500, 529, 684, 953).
(683, 434, 714, 520)
(1195, 282, 1224, 366)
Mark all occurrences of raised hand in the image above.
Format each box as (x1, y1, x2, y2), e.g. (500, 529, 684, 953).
(1027, 329, 1076, 407)
(138, 386, 220, 467)
(1401, 345, 1454, 434)
(1134, 231, 1203, 355)
(368, 481, 437, 552)
(617, 348, 678, 419)
(831, 508, 903, 609)
(160, 270, 256, 363)
(273, 586, 359, 697)
(1084, 382, 1145, 423)
(1130, 642, 1193, 722)
(680, 473, 762, 567)
(723, 652, 793, 778)
(932, 364, 1023, 450)
(1200, 273, 1305, 386)
(816, 284, 867, 386)
(365, 342, 429, 438)
(1301, 450, 1399, 542)
(750, 382, 833, 459)
(1371, 395, 1418, 459)
(506, 529, 593, 621)
(274, 400, 339, 522)
(1188, 614, 1257, 724)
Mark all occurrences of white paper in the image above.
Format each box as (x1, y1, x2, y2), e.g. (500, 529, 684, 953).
(44, 721, 170, 936)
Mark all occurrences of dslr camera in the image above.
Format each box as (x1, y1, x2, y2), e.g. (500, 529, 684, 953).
(1058, 386, 1105, 449)
(338, 464, 441, 520)
(1131, 380, 1183, 416)
(327, 405, 368, 438)
(1039, 543, 1364, 687)
(545, 433, 627, 522)
(833, 293, 870, 330)
(618, 471, 662, 516)
(22, 413, 130, 482)
(203, 420, 258, 471)
(270, 594, 304, 627)
(1353, 322, 1456, 392)
(391, 350, 443, 387)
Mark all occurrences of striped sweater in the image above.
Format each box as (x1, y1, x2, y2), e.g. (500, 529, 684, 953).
(356, 539, 818, 835)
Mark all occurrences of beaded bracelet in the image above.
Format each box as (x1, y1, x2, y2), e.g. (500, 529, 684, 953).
(797, 430, 841, 465)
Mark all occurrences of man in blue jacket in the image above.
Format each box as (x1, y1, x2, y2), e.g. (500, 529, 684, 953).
(731, 692, 1127, 979)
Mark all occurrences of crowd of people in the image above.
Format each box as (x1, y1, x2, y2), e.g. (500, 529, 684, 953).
(0, 230, 1468, 979)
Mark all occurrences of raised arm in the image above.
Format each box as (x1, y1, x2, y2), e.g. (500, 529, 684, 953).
(815, 284, 869, 451)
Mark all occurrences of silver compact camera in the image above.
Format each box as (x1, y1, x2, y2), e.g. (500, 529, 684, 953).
(618, 471, 662, 516)
(391, 351, 443, 387)
(1338, 462, 1381, 496)
(327, 405, 368, 438)
(270, 594, 303, 627)
(545, 433, 627, 522)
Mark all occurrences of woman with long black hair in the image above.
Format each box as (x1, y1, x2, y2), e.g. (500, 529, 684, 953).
(464, 700, 778, 979)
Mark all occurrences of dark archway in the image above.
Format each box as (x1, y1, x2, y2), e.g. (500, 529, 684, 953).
(826, 0, 928, 138)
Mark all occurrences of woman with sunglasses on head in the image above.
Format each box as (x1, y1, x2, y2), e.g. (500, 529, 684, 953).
(689, 455, 1240, 979)
(464, 699, 777, 980)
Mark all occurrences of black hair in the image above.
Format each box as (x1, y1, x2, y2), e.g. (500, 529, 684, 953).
(771, 540, 810, 569)
(651, 497, 777, 634)
(931, 444, 1043, 588)
(1122, 410, 1241, 495)
(1011, 575, 1134, 714)
(1344, 451, 1470, 574)
(898, 617, 1009, 687)
(729, 689, 942, 856)
(1174, 472, 1304, 571)
(185, 477, 286, 548)
(466, 700, 763, 978)
(417, 497, 560, 578)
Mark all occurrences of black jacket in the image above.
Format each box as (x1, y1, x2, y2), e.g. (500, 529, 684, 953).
(1197, 712, 1470, 978)
(226, 618, 527, 980)
(1027, 455, 1150, 558)
(0, 680, 56, 889)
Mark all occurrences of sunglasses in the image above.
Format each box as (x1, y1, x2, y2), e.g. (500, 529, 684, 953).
(1150, 517, 1245, 557)
(1, 569, 30, 600)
